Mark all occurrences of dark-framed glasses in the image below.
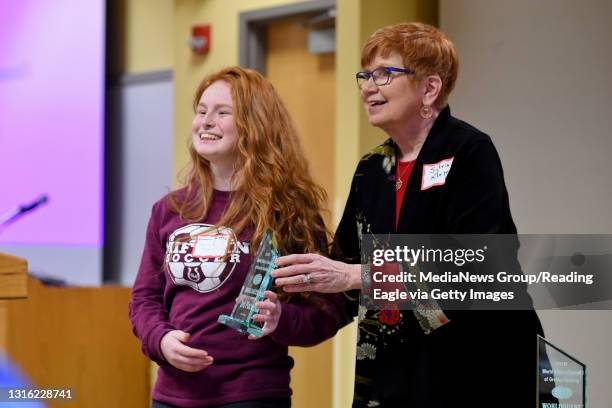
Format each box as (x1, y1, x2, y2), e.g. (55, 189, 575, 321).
(355, 66, 415, 89)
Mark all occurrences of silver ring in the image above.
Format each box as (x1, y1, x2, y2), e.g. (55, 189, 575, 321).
(303, 274, 311, 285)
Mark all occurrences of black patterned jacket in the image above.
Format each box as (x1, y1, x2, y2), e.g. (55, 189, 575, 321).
(334, 106, 543, 408)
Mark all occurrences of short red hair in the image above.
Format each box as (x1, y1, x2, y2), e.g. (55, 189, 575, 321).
(361, 22, 459, 109)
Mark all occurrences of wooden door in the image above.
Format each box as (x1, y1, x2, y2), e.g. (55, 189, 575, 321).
(266, 16, 336, 408)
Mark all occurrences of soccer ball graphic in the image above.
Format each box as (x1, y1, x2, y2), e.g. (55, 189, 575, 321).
(165, 224, 237, 293)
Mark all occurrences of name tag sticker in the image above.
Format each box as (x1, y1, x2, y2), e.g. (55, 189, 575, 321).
(192, 233, 231, 259)
(421, 157, 454, 190)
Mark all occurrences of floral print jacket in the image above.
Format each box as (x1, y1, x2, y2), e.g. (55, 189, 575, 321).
(333, 107, 543, 407)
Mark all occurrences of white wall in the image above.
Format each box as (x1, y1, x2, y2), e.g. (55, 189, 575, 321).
(105, 72, 174, 286)
(441, 0, 612, 405)
(441, 0, 612, 234)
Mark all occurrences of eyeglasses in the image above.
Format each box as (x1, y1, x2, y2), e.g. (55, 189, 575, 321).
(355, 66, 415, 89)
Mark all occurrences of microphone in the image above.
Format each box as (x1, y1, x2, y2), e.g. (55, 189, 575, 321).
(0, 194, 49, 226)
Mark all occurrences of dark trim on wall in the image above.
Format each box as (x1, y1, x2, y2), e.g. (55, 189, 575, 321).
(108, 69, 174, 87)
(239, 0, 335, 74)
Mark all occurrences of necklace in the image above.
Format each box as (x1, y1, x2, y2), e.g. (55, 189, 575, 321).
(395, 161, 412, 191)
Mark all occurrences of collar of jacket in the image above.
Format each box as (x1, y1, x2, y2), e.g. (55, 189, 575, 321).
(367, 106, 453, 232)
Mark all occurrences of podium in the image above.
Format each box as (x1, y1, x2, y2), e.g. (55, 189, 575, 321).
(0, 253, 150, 407)
(0, 252, 28, 299)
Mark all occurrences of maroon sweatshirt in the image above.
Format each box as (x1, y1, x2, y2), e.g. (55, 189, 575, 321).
(129, 189, 347, 407)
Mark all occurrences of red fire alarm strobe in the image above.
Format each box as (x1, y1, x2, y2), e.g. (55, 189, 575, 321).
(188, 24, 211, 54)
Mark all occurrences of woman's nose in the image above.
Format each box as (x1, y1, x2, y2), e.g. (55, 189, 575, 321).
(361, 79, 378, 96)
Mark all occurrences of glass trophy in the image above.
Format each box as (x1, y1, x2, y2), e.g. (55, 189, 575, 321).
(218, 230, 279, 337)
(537, 335, 586, 407)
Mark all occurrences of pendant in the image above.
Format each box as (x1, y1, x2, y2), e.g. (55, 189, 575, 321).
(395, 179, 402, 191)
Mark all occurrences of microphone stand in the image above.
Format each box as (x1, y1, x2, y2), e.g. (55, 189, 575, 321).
(0, 195, 49, 229)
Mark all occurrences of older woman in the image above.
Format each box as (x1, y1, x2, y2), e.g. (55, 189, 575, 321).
(273, 22, 543, 407)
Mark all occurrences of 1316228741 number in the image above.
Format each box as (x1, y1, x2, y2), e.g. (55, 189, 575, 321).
(2, 388, 73, 401)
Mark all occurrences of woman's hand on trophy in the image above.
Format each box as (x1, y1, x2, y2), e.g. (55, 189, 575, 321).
(272, 253, 362, 293)
(249, 290, 282, 340)
(160, 330, 213, 372)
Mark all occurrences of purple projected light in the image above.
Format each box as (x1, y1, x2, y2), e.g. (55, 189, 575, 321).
(0, 0, 105, 246)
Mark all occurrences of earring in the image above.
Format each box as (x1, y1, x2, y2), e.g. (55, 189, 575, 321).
(420, 104, 433, 119)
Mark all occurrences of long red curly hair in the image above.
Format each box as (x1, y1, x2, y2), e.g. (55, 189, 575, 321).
(170, 66, 329, 258)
